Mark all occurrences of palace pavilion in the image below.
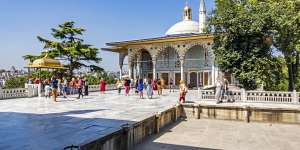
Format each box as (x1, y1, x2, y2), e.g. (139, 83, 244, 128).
(102, 0, 236, 88)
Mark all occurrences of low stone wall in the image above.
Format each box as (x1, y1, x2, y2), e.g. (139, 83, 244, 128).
(181, 103, 300, 124)
(88, 85, 117, 92)
(76, 104, 182, 150)
(249, 107, 300, 124)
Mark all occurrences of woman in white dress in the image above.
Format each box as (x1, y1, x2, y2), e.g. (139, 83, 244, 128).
(146, 79, 153, 99)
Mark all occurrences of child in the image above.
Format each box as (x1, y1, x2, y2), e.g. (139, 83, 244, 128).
(179, 80, 187, 103)
(44, 79, 51, 99)
(124, 79, 131, 96)
(116, 79, 123, 95)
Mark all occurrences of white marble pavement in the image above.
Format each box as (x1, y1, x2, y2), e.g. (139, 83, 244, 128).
(0, 90, 299, 150)
(0, 90, 181, 150)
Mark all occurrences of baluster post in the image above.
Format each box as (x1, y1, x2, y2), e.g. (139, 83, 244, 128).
(241, 88, 247, 102)
(199, 89, 202, 100)
(292, 90, 298, 104)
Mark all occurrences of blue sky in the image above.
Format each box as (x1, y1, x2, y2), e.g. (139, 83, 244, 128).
(0, 0, 215, 71)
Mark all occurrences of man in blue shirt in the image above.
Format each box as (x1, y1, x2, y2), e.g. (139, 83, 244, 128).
(51, 76, 58, 102)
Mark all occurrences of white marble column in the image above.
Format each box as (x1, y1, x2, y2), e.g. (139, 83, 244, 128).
(196, 72, 199, 88)
(119, 52, 125, 79)
(212, 63, 215, 84)
(180, 58, 184, 81)
(152, 57, 157, 80)
(119, 65, 123, 79)
(136, 54, 141, 79)
(134, 63, 137, 80)
(128, 61, 132, 79)
(38, 83, 42, 97)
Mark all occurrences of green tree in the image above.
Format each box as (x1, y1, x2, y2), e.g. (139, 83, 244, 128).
(28, 70, 54, 79)
(263, 56, 289, 91)
(85, 72, 117, 85)
(210, 0, 299, 91)
(210, 0, 277, 90)
(24, 21, 102, 78)
(266, 0, 300, 91)
(4, 76, 27, 89)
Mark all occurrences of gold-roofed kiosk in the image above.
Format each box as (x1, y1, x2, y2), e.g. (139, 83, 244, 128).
(26, 51, 66, 97)
(27, 51, 66, 69)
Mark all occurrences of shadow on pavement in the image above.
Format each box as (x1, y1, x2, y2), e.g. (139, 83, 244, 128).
(0, 109, 135, 150)
(134, 118, 220, 150)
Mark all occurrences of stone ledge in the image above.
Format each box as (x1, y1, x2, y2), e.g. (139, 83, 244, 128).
(78, 105, 183, 150)
(181, 103, 300, 124)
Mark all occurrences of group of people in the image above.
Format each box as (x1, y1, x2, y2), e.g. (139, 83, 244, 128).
(215, 75, 230, 104)
(29, 75, 190, 103)
(28, 76, 89, 102)
(115, 78, 166, 99)
(115, 78, 188, 103)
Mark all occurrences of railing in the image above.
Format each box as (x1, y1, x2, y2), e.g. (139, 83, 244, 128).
(246, 91, 293, 103)
(0, 88, 28, 100)
(0, 84, 117, 100)
(199, 89, 300, 104)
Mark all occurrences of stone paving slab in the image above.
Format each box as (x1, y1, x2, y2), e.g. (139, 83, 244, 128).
(0, 90, 180, 150)
(134, 119, 300, 150)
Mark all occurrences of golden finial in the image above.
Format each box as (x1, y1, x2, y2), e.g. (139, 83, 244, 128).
(43, 50, 49, 58)
(183, 0, 192, 20)
(184, 0, 190, 10)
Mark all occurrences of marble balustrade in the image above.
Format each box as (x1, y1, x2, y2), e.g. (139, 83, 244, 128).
(199, 89, 300, 104)
(0, 84, 117, 100)
(0, 88, 29, 100)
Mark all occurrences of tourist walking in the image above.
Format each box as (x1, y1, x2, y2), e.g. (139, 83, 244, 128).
(57, 77, 62, 96)
(157, 79, 162, 96)
(215, 76, 223, 104)
(116, 79, 123, 95)
(146, 79, 153, 99)
(44, 79, 51, 99)
(84, 77, 89, 96)
(152, 80, 158, 94)
(69, 78, 76, 95)
(77, 77, 84, 99)
(51, 76, 58, 102)
(28, 78, 33, 84)
(124, 79, 131, 96)
(169, 78, 174, 92)
(179, 80, 187, 103)
(62, 77, 68, 98)
(222, 78, 230, 102)
(130, 78, 134, 90)
(99, 78, 106, 94)
(134, 79, 139, 95)
(137, 79, 144, 99)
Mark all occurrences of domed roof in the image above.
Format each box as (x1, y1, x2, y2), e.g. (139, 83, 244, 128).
(166, 20, 199, 35)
